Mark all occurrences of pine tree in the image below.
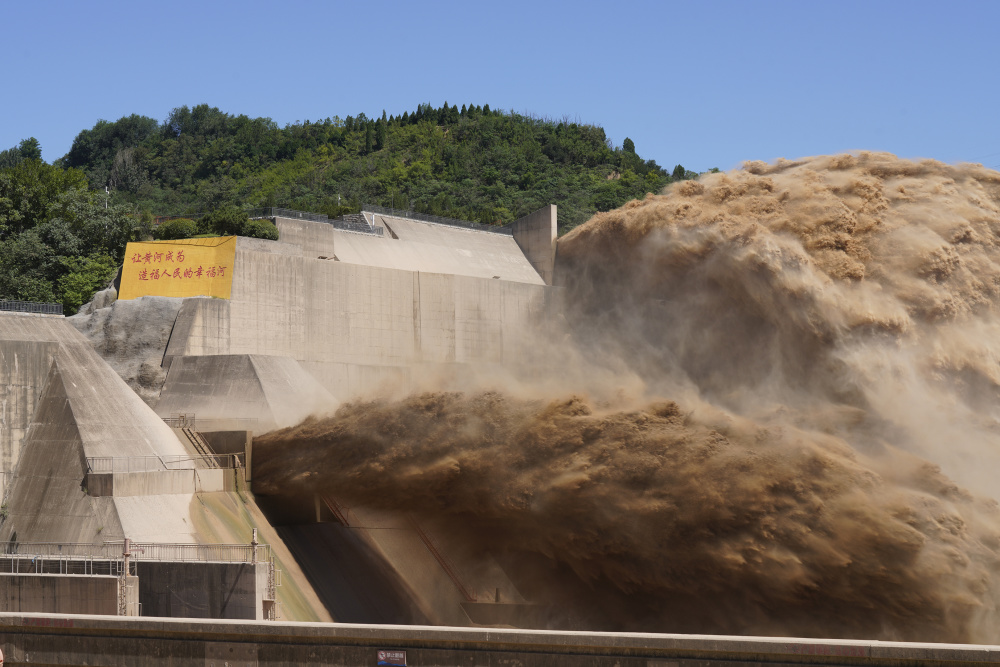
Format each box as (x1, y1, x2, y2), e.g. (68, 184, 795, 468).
(460, 104, 467, 117)
(623, 137, 635, 154)
(365, 123, 374, 153)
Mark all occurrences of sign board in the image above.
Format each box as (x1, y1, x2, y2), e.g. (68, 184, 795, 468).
(377, 650, 406, 666)
(118, 236, 237, 300)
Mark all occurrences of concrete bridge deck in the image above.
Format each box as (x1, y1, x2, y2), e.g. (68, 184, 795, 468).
(0, 612, 997, 666)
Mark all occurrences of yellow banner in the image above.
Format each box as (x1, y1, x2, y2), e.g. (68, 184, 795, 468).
(118, 236, 237, 300)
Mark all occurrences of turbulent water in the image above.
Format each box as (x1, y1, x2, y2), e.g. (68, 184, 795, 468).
(256, 152, 1000, 642)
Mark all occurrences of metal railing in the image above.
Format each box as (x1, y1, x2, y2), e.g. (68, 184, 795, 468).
(162, 415, 259, 432)
(85, 454, 243, 473)
(248, 207, 385, 236)
(0, 300, 63, 315)
(363, 204, 514, 235)
(4, 541, 271, 564)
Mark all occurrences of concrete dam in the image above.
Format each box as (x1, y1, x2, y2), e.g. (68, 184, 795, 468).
(0, 182, 992, 665)
(0, 206, 566, 654)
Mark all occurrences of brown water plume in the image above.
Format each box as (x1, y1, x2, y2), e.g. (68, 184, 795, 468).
(256, 152, 1000, 642)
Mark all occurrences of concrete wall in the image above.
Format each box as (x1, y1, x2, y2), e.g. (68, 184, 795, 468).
(0, 315, 223, 545)
(136, 561, 269, 620)
(85, 468, 234, 497)
(1, 613, 995, 666)
(154, 354, 336, 431)
(160, 245, 548, 402)
(0, 574, 126, 615)
(509, 205, 558, 285)
(0, 338, 59, 496)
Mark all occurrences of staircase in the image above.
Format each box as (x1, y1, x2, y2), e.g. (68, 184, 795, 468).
(180, 428, 219, 468)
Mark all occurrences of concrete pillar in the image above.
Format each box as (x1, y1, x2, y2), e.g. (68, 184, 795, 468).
(509, 206, 557, 285)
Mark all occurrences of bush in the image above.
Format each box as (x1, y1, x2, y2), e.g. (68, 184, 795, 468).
(58, 254, 117, 315)
(242, 219, 279, 240)
(153, 218, 197, 240)
(198, 205, 249, 236)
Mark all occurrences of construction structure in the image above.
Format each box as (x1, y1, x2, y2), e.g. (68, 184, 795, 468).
(0, 205, 558, 629)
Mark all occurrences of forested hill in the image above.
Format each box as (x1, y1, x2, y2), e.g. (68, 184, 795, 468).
(56, 102, 693, 233)
(0, 102, 701, 313)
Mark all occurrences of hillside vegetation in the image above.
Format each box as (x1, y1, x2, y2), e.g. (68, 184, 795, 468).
(1, 101, 696, 311)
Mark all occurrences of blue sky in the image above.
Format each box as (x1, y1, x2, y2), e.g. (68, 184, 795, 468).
(2, 0, 997, 172)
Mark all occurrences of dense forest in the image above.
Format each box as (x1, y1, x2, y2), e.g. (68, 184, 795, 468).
(0, 101, 702, 312)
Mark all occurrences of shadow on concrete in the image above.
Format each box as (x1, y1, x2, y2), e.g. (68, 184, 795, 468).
(276, 523, 428, 625)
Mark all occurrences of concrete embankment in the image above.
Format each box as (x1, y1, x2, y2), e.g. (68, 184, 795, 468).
(1, 612, 999, 666)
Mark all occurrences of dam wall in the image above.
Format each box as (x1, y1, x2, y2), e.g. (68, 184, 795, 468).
(159, 227, 550, 407)
(1, 613, 997, 666)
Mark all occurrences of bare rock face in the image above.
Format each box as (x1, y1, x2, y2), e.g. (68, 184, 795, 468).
(69, 293, 184, 406)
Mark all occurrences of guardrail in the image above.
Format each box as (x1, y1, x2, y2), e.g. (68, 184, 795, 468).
(162, 415, 259, 432)
(363, 204, 514, 235)
(248, 207, 384, 236)
(0, 300, 63, 315)
(3, 541, 272, 564)
(85, 454, 243, 473)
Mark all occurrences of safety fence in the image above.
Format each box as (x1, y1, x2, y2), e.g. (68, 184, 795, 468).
(0, 300, 63, 315)
(85, 454, 243, 473)
(162, 414, 259, 432)
(363, 204, 514, 235)
(248, 207, 384, 236)
(3, 541, 272, 564)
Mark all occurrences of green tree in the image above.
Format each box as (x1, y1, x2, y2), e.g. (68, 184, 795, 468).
(0, 159, 89, 239)
(199, 204, 249, 236)
(671, 164, 686, 180)
(153, 218, 197, 240)
(18, 138, 42, 161)
(623, 137, 635, 154)
(57, 254, 117, 314)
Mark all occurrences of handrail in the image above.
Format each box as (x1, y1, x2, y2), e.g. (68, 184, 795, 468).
(247, 207, 384, 236)
(0, 300, 63, 315)
(3, 541, 272, 563)
(363, 204, 514, 235)
(85, 454, 243, 473)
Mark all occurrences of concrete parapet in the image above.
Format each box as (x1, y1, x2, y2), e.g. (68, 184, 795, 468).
(2, 614, 1000, 666)
(85, 468, 236, 497)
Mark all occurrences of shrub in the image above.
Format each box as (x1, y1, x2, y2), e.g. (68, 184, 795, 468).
(198, 205, 248, 236)
(242, 219, 279, 240)
(153, 218, 197, 240)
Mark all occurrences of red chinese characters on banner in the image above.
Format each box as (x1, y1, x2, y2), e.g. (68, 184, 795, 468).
(132, 249, 190, 264)
(135, 265, 228, 282)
